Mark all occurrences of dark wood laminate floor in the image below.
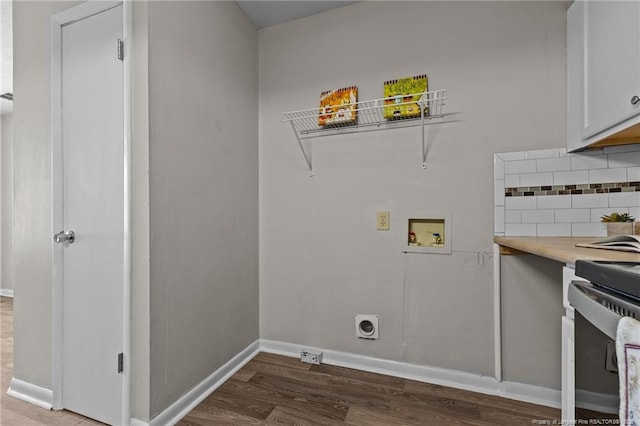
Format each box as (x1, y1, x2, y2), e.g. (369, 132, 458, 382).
(178, 351, 617, 425)
(0, 297, 618, 425)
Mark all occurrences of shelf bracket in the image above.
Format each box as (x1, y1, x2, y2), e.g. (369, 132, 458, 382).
(290, 122, 314, 176)
(421, 108, 427, 169)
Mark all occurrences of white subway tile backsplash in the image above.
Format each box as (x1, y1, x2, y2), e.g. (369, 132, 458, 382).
(505, 210, 522, 224)
(572, 223, 607, 237)
(555, 208, 590, 223)
(505, 224, 537, 237)
(498, 152, 526, 161)
(494, 156, 505, 180)
(505, 196, 537, 210)
(554, 170, 589, 185)
(538, 223, 571, 237)
(537, 157, 571, 173)
(495, 180, 505, 207)
(495, 147, 640, 237)
(505, 159, 537, 174)
(505, 174, 520, 187)
(522, 209, 555, 223)
(525, 148, 566, 160)
(609, 191, 640, 207)
(603, 144, 640, 154)
(591, 207, 628, 223)
(570, 154, 608, 170)
(519, 172, 553, 187)
(571, 193, 609, 208)
(537, 195, 571, 209)
(495, 207, 505, 233)
(628, 167, 640, 182)
(609, 151, 640, 168)
(589, 167, 627, 184)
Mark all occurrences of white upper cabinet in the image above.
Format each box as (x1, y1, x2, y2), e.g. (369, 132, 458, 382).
(567, 1, 640, 152)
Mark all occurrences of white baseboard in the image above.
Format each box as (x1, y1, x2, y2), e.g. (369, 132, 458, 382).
(13, 337, 614, 425)
(259, 339, 619, 414)
(0, 289, 14, 298)
(138, 339, 260, 426)
(576, 389, 619, 414)
(498, 380, 561, 409)
(7, 377, 53, 410)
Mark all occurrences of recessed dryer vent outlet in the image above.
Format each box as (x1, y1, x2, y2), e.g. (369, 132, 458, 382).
(355, 314, 379, 339)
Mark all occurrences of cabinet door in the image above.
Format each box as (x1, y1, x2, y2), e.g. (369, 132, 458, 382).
(567, 1, 584, 152)
(583, 1, 640, 140)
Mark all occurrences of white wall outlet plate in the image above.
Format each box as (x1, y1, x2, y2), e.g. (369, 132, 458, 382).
(300, 350, 323, 365)
(376, 211, 390, 230)
(355, 314, 379, 339)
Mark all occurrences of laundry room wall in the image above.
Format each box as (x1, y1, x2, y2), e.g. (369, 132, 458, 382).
(146, 1, 259, 417)
(259, 0, 568, 385)
(1, 112, 13, 295)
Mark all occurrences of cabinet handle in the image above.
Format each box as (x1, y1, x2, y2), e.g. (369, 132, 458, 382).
(632, 96, 640, 106)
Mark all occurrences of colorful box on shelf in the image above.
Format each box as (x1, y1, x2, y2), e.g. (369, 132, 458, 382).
(383, 74, 428, 120)
(318, 86, 358, 126)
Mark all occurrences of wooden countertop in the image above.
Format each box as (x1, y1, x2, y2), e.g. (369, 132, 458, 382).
(494, 236, 640, 264)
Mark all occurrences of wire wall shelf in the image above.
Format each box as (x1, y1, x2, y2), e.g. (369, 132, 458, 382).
(281, 89, 456, 175)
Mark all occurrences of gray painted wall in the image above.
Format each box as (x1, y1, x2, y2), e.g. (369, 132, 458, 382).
(12, 0, 78, 389)
(259, 1, 568, 378)
(501, 255, 618, 395)
(501, 255, 564, 388)
(147, 1, 259, 417)
(131, 0, 151, 420)
(1, 113, 12, 292)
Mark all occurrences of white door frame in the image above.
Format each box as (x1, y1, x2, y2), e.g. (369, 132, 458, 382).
(50, 1, 132, 424)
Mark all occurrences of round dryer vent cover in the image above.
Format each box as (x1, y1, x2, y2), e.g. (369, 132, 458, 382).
(355, 314, 379, 339)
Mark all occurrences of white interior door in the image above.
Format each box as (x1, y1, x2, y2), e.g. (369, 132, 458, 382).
(58, 4, 124, 424)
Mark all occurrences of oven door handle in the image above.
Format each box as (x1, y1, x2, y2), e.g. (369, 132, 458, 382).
(568, 283, 621, 340)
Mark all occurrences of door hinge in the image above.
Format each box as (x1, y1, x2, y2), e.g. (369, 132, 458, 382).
(117, 39, 124, 61)
(117, 352, 124, 373)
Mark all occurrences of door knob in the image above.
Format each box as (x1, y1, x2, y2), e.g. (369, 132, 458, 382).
(54, 230, 75, 244)
(632, 95, 640, 106)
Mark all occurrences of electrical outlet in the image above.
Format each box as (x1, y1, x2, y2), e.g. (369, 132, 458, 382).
(300, 350, 323, 365)
(377, 211, 390, 230)
(605, 340, 618, 373)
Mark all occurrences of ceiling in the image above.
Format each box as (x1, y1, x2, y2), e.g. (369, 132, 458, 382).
(0, 1, 357, 115)
(237, 1, 358, 29)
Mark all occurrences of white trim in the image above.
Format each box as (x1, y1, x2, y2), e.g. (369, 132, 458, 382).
(135, 340, 260, 426)
(7, 377, 53, 410)
(121, 2, 132, 425)
(51, 0, 121, 27)
(50, 1, 131, 419)
(0, 289, 13, 298)
(499, 380, 561, 409)
(575, 389, 619, 415)
(11, 338, 617, 424)
(50, 7, 64, 410)
(261, 338, 501, 395)
(259, 339, 618, 414)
